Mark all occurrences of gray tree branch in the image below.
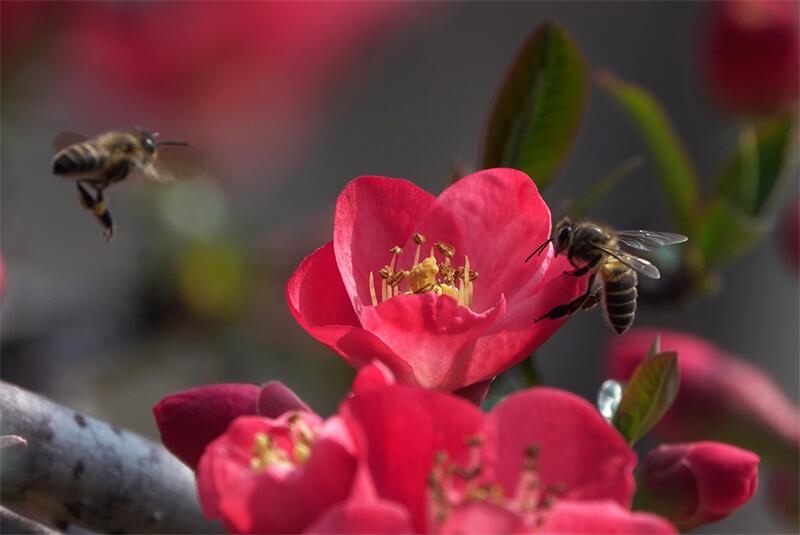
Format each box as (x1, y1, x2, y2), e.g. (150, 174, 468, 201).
(0, 381, 219, 533)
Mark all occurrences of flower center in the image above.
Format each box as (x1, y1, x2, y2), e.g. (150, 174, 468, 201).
(368, 233, 478, 308)
(250, 413, 316, 472)
(426, 438, 565, 530)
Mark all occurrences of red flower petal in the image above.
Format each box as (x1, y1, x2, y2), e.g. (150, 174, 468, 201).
(465, 255, 586, 384)
(359, 292, 506, 389)
(287, 242, 361, 330)
(421, 169, 553, 312)
(153, 384, 259, 469)
(352, 360, 396, 396)
(286, 241, 416, 381)
(486, 388, 636, 507)
(304, 500, 414, 534)
(333, 176, 436, 310)
(258, 381, 312, 418)
(439, 502, 526, 535)
(342, 385, 484, 533)
(542, 500, 676, 534)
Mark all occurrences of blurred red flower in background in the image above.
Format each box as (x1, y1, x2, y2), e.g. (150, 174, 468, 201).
(605, 328, 799, 467)
(44, 1, 422, 180)
(635, 442, 759, 531)
(704, 0, 799, 114)
(327, 385, 675, 534)
(154, 382, 310, 469)
(287, 170, 585, 392)
(780, 198, 800, 276)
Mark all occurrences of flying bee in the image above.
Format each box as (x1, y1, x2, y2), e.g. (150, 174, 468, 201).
(528, 217, 687, 335)
(52, 129, 191, 240)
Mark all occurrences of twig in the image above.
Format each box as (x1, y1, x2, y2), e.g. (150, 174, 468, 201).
(0, 381, 219, 533)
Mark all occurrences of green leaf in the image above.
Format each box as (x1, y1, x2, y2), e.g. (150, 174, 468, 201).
(599, 72, 699, 234)
(696, 198, 765, 267)
(612, 352, 680, 445)
(482, 23, 588, 190)
(564, 155, 644, 219)
(715, 112, 796, 217)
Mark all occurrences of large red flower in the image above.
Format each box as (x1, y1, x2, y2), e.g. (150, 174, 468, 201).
(334, 384, 675, 534)
(286, 169, 584, 391)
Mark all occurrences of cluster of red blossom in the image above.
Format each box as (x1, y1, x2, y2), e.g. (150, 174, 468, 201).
(154, 170, 795, 533)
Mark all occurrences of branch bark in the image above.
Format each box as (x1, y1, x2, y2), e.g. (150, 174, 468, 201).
(0, 381, 219, 533)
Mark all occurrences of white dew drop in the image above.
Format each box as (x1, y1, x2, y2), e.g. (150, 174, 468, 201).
(597, 380, 624, 423)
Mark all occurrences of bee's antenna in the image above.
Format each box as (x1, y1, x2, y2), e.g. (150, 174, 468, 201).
(157, 140, 190, 147)
(525, 239, 552, 263)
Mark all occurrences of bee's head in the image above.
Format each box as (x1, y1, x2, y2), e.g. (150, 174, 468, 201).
(553, 217, 574, 255)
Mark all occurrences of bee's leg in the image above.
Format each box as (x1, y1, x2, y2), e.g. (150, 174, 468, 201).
(564, 254, 602, 277)
(76, 181, 95, 210)
(580, 286, 603, 311)
(535, 273, 597, 322)
(92, 187, 114, 241)
(76, 183, 114, 240)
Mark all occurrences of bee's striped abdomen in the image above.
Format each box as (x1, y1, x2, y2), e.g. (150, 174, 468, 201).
(602, 261, 638, 335)
(52, 144, 107, 176)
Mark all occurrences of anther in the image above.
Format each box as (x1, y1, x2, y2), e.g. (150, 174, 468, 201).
(387, 271, 406, 288)
(390, 246, 403, 256)
(378, 266, 392, 279)
(438, 263, 455, 284)
(469, 270, 479, 281)
(435, 241, 455, 261)
(413, 233, 426, 245)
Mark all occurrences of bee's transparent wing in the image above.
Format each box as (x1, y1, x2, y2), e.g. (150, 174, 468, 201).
(145, 144, 206, 183)
(592, 242, 661, 279)
(54, 132, 88, 151)
(615, 230, 688, 251)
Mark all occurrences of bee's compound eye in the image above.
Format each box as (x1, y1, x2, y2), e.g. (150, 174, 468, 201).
(558, 225, 571, 244)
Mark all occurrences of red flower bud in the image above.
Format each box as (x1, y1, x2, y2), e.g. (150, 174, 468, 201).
(705, 0, 800, 114)
(154, 382, 312, 469)
(635, 442, 759, 530)
(257, 381, 311, 418)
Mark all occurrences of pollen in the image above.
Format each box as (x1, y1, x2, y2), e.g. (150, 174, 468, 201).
(367, 233, 477, 308)
(250, 433, 292, 472)
(249, 414, 318, 472)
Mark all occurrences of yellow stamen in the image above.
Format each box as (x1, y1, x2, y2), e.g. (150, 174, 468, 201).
(250, 432, 292, 471)
(369, 272, 378, 306)
(413, 233, 426, 266)
(366, 232, 477, 308)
